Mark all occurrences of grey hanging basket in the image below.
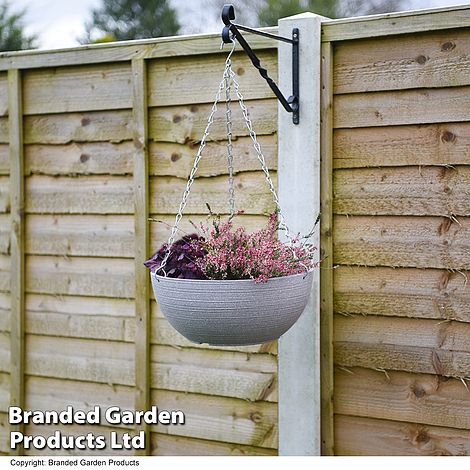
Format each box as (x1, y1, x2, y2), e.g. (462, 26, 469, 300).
(150, 40, 315, 346)
(151, 271, 313, 346)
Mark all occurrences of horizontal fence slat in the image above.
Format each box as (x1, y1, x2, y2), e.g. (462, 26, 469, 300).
(150, 363, 276, 403)
(334, 215, 470, 270)
(24, 375, 277, 450)
(24, 173, 275, 215)
(10, 101, 275, 146)
(25, 335, 276, 402)
(335, 415, 470, 456)
(335, 367, 470, 430)
(336, 314, 470, 351)
(322, 6, 470, 42)
(150, 172, 276, 215)
(150, 433, 276, 456)
(333, 166, 470, 217)
(334, 122, 470, 169)
(150, 389, 277, 449)
(23, 63, 132, 115)
(149, 99, 277, 144)
(148, 51, 277, 107)
(23, 137, 277, 177)
(24, 111, 133, 145)
(334, 86, 470, 128)
(0, 30, 276, 70)
(335, 314, 470, 377)
(17, 292, 274, 355)
(26, 214, 134, 257)
(334, 29, 470, 94)
(26, 255, 134, 298)
(334, 266, 470, 322)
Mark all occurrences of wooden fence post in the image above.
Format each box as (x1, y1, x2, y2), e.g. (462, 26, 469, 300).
(278, 13, 323, 456)
(319, 40, 334, 456)
(132, 58, 151, 455)
(8, 68, 25, 456)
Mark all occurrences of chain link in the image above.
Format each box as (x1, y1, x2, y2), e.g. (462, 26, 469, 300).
(228, 64, 296, 245)
(224, 52, 236, 216)
(157, 38, 302, 276)
(157, 40, 237, 275)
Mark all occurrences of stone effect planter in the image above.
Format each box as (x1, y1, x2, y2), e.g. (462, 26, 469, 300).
(151, 271, 313, 346)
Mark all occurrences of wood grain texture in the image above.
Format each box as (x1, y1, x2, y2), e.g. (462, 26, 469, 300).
(150, 433, 276, 456)
(25, 214, 134, 257)
(0, 29, 276, 70)
(320, 40, 334, 456)
(148, 51, 277, 107)
(0, 372, 9, 411)
(334, 215, 470, 269)
(8, 68, 25, 453)
(131, 58, 150, 455)
(150, 172, 276, 215)
(322, 5, 470, 42)
(16, 101, 275, 146)
(22, 137, 276, 177)
(24, 375, 277, 449)
(23, 63, 132, 115)
(23, 173, 274, 215)
(0, 176, 9, 212)
(334, 166, 470, 217)
(0, 214, 8, 254)
(334, 123, 470, 169)
(334, 86, 470, 128)
(0, 412, 9, 454)
(26, 255, 134, 298)
(0, 255, 9, 292)
(150, 389, 277, 449)
(335, 415, 470, 456)
(26, 376, 133, 420)
(335, 314, 470, 377)
(334, 266, 470, 322)
(26, 214, 259, 259)
(334, 29, 470, 94)
(0, 332, 10, 372)
(25, 335, 277, 402)
(25, 175, 134, 214)
(149, 99, 277, 144)
(24, 111, 133, 144)
(0, 145, 7, 174)
(335, 367, 470, 430)
(24, 424, 135, 456)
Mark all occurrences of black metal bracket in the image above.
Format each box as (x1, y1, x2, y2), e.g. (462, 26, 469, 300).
(221, 4, 300, 124)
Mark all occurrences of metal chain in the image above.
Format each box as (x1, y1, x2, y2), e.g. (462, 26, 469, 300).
(157, 40, 238, 275)
(228, 63, 297, 245)
(157, 38, 306, 277)
(224, 54, 236, 216)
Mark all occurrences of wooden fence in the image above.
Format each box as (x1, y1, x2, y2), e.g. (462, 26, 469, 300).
(0, 3, 469, 456)
(0, 33, 280, 456)
(322, 4, 470, 455)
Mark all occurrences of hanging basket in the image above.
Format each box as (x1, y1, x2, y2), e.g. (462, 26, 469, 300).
(151, 271, 313, 346)
(148, 38, 316, 346)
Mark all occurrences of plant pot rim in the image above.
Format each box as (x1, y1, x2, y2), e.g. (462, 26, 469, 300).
(151, 269, 313, 284)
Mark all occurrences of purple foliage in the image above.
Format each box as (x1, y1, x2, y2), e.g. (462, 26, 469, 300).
(144, 233, 207, 279)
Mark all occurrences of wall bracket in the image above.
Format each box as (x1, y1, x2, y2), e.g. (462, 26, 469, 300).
(221, 4, 300, 124)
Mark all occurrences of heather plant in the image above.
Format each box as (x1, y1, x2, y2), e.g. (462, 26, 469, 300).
(195, 213, 316, 282)
(145, 211, 317, 283)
